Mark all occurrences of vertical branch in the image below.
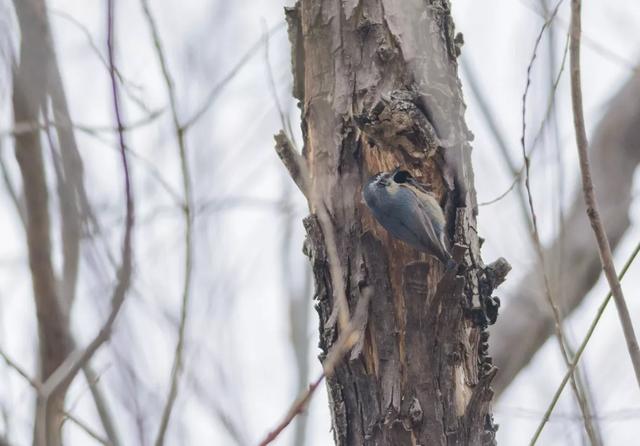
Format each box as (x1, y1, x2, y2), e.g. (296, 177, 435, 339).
(518, 2, 599, 441)
(82, 366, 121, 446)
(280, 184, 311, 446)
(569, 0, 640, 385)
(493, 60, 640, 397)
(34, 0, 135, 438)
(529, 239, 640, 444)
(542, 1, 601, 441)
(460, 60, 532, 231)
(10, 1, 70, 443)
(138, 2, 194, 444)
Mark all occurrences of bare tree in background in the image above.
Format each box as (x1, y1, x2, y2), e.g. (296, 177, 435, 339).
(12, 1, 84, 443)
(3, 0, 640, 445)
(275, 1, 509, 444)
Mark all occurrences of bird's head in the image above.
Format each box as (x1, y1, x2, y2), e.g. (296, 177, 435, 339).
(370, 168, 413, 188)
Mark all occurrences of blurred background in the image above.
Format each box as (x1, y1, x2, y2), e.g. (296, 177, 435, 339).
(1, 0, 639, 445)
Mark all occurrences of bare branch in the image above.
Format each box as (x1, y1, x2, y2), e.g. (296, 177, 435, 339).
(137, 2, 194, 444)
(477, 21, 570, 210)
(11, 1, 73, 442)
(82, 366, 121, 446)
(493, 61, 640, 396)
(48, 7, 152, 114)
(1, 350, 112, 446)
(258, 285, 372, 446)
(182, 22, 285, 130)
(0, 349, 42, 391)
(517, 3, 598, 441)
(568, 0, 640, 385)
(273, 131, 350, 330)
(1, 109, 164, 138)
(61, 412, 111, 446)
(258, 373, 325, 446)
(529, 239, 640, 444)
(274, 131, 308, 196)
(37, 0, 135, 412)
(521, 0, 636, 71)
(0, 145, 25, 226)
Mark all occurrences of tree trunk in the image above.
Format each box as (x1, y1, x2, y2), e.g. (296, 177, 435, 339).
(284, 1, 509, 445)
(12, 0, 71, 443)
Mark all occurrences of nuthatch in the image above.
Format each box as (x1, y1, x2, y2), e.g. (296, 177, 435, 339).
(363, 168, 455, 269)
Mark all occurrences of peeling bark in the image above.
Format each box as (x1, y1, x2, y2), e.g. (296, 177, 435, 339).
(284, 1, 509, 444)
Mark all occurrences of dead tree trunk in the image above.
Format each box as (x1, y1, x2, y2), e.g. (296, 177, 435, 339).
(281, 1, 510, 445)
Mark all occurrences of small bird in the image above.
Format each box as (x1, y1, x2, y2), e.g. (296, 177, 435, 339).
(363, 168, 455, 269)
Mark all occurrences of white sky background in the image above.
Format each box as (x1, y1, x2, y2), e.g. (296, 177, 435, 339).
(0, 0, 639, 445)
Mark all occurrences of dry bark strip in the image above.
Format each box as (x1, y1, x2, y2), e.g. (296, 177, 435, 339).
(282, 1, 510, 444)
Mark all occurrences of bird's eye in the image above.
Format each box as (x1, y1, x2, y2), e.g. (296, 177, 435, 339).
(393, 170, 412, 184)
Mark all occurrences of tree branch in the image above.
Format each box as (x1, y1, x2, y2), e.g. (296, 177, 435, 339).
(518, 2, 598, 440)
(35, 0, 135, 420)
(528, 239, 640, 444)
(137, 2, 194, 444)
(569, 0, 640, 386)
(493, 63, 640, 397)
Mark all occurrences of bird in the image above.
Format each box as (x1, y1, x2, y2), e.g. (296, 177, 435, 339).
(363, 168, 455, 269)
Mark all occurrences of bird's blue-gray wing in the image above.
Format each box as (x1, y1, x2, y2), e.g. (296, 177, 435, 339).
(401, 185, 450, 260)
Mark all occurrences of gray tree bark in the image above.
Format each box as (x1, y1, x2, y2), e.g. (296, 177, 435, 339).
(283, 1, 509, 444)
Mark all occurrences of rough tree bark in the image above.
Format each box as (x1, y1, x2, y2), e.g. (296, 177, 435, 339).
(282, 1, 509, 445)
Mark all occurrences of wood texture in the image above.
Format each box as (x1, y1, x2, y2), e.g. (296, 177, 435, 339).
(285, 1, 509, 444)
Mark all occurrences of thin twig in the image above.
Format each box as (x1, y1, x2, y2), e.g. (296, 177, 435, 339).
(82, 366, 122, 446)
(529, 239, 640, 444)
(257, 286, 371, 446)
(182, 22, 285, 130)
(0, 110, 164, 139)
(138, 2, 194, 444)
(273, 131, 350, 330)
(479, 20, 570, 209)
(529, 28, 571, 158)
(0, 147, 25, 226)
(263, 22, 297, 146)
(519, 0, 637, 71)
(49, 8, 151, 114)
(461, 60, 530, 227)
(478, 169, 520, 207)
(260, 129, 374, 443)
(519, 1, 598, 441)
(521, 0, 564, 160)
(0, 350, 112, 445)
(258, 373, 325, 446)
(37, 0, 135, 406)
(0, 350, 42, 391)
(568, 0, 640, 384)
(61, 412, 111, 446)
